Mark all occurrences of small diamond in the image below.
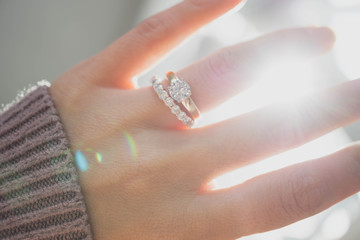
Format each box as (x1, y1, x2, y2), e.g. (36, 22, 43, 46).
(154, 85, 163, 94)
(177, 112, 187, 121)
(151, 76, 160, 84)
(159, 91, 168, 100)
(153, 82, 161, 88)
(171, 105, 181, 115)
(184, 117, 193, 127)
(164, 97, 174, 107)
(168, 78, 191, 103)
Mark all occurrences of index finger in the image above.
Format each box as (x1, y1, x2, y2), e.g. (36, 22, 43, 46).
(96, 0, 245, 88)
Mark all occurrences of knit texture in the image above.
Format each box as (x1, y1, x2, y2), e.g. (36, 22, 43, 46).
(0, 86, 93, 239)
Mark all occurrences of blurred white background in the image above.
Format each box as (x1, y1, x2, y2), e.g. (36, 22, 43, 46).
(1, 0, 360, 239)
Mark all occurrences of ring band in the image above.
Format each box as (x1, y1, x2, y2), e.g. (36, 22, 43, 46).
(166, 71, 201, 120)
(151, 76, 194, 128)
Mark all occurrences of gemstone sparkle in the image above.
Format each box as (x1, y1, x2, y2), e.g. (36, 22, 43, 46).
(159, 91, 168, 100)
(171, 105, 181, 115)
(165, 97, 174, 107)
(168, 78, 191, 103)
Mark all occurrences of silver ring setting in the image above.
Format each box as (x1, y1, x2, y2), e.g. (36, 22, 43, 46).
(166, 71, 201, 120)
(151, 76, 195, 128)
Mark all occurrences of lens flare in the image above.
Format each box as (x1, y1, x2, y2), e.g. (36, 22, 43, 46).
(75, 150, 88, 172)
(123, 131, 137, 161)
(96, 152, 103, 163)
(332, 12, 360, 80)
(330, 0, 360, 7)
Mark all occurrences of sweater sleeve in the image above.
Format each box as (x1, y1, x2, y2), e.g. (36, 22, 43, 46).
(0, 86, 93, 240)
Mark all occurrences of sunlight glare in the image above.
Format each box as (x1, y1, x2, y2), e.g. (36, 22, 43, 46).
(321, 209, 351, 239)
(331, 12, 360, 80)
(329, 0, 360, 7)
(281, 215, 319, 239)
(204, 57, 351, 190)
(211, 129, 350, 190)
(198, 61, 317, 127)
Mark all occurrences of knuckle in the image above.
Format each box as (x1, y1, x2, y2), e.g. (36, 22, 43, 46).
(209, 49, 234, 78)
(204, 49, 236, 90)
(185, 0, 210, 9)
(136, 15, 170, 40)
(279, 169, 324, 218)
(277, 121, 305, 149)
(263, 107, 308, 150)
(186, 0, 242, 9)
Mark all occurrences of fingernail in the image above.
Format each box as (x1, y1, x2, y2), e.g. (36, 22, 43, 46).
(306, 27, 336, 51)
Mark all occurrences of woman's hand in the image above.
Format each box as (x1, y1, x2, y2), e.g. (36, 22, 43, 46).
(50, 0, 360, 239)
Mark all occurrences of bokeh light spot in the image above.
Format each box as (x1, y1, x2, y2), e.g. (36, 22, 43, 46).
(75, 150, 88, 172)
(332, 12, 360, 80)
(96, 152, 103, 163)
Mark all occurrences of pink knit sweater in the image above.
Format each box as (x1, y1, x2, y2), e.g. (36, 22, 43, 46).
(0, 87, 93, 239)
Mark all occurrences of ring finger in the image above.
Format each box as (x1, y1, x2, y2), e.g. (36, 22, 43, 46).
(136, 27, 335, 129)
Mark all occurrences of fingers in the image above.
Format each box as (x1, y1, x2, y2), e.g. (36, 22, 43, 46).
(137, 27, 335, 129)
(197, 143, 360, 239)
(195, 78, 360, 180)
(177, 27, 335, 112)
(96, 0, 245, 88)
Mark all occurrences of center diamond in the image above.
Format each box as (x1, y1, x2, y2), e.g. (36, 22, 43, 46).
(168, 78, 192, 103)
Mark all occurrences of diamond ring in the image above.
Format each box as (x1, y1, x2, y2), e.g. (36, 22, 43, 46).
(166, 71, 201, 120)
(151, 76, 194, 128)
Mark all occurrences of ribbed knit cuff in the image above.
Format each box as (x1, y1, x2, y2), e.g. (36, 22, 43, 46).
(0, 86, 93, 239)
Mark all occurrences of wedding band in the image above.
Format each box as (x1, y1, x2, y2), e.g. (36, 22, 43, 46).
(166, 71, 201, 120)
(151, 76, 194, 128)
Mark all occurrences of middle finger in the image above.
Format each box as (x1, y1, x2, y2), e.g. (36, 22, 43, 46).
(136, 27, 334, 129)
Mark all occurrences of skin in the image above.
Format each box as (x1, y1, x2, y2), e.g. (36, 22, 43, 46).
(49, 0, 360, 239)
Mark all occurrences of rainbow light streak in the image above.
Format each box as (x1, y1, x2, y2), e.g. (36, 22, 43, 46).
(96, 152, 103, 163)
(123, 131, 137, 161)
(75, 150, 88, 172)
